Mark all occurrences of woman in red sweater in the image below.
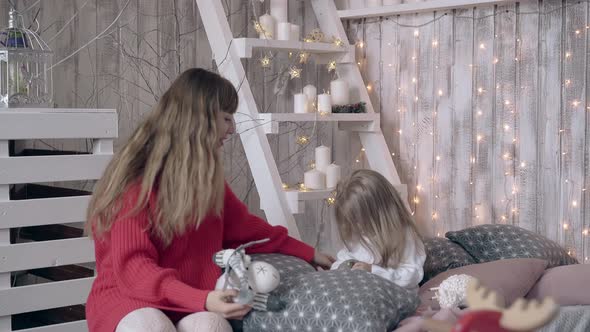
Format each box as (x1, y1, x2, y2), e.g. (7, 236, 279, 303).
(85, 68, 334, 332)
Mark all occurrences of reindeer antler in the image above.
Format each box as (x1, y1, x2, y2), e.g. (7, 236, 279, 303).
(466, 279, 505, 311)
(499, 297, 558, 331)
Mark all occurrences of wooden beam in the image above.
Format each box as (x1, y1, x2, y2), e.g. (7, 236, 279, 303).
(338, 0, 522, 19)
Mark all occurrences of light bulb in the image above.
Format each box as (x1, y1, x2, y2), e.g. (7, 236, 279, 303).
(572, 200, 578, 207)
(479, 43, 485, 49)
(563, 223, 569, 230)
(414, 30, 420, 37)
(438, 89, 443, 96)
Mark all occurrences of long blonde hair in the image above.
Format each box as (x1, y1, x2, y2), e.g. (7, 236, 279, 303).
(86, 68, 238, 245)
(334, 169, 423, 268)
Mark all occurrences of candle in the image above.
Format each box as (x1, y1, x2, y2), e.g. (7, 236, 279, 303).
(303, 84, 317, 109)
(290, 24, 300, 41)
(366, 0, 382, 7)
(277, 22, 291, 41)
(383, 0, 401, 4)
(258, 14, 275, 40)
(294, 93, 309, 113)
(270, 0, 288, 23)
(304, 169, 326, 190)
(317, 93, 332, 114)
(330, 79, 349, 105)
(315, 145, 331, 173)
(326, 163, 342, 189)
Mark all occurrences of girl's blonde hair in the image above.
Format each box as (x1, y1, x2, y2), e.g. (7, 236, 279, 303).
(86, 68, 238, 245)
(334, 169, 423, 268)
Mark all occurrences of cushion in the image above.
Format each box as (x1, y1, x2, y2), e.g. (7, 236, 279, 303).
(419, 258, 548, 310)
(526, 264, 590, 305)
(245, 255, 420, 332)
(446, 224, 578, 268)
(421, 237, 477, 284)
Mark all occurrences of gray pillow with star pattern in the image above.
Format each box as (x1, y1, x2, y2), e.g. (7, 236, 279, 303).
(245, 254, 419, 332)
(421, 237, 477, 285)
(446, 224, 578, 268)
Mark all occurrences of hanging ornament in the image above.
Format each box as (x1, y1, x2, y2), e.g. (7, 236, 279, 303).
(289, 66, 302, 79)
(332, 37, 344, 47)
(253, 20, 264, 34)
(327, 197, 336, 205)
(296, 135, 309, 145)
(304, 28, 324, 43)
(327, 60, 337, 73)
(260, 55, 271, 68)
(298, 52, 310, 64)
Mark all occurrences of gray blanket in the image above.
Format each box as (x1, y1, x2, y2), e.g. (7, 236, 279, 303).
(538, 306, 590, 332)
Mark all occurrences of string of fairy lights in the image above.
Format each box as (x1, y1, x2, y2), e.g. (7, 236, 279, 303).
(349, 1, 590, 260)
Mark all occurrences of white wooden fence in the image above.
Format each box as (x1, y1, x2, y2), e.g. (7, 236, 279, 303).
(0, 108, 117, 332)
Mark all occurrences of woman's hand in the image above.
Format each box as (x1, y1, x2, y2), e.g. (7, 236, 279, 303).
(351, 262, 371, 272)
(205, 290, 252, 320)
(312, 251, 336, 270)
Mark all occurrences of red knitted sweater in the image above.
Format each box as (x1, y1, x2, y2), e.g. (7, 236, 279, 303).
(85, 183, 314, 332)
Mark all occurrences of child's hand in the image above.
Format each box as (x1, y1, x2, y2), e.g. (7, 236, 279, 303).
(205, 290, 252, 319)
(351, 262, 371, 272)
(312, 251, 336, 270)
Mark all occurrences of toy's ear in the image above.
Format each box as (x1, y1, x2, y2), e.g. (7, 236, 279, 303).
(213, 249, 235, 268)
(244, 255, 252, 268)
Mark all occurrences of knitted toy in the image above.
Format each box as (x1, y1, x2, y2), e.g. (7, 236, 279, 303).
(423, 279, 558, 332)
(213, 238, 284, 312)
(430, 274, 476, 309)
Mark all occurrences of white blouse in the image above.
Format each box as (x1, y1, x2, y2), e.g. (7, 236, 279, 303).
(331, 234, 426, 291)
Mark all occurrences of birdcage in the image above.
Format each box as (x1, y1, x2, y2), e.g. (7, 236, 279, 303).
(0, 8, 53, 108)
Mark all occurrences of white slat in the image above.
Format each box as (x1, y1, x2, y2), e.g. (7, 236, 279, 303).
(0, 277, 94, 316)
(0, 154, 111, 184)
(338, 0, 520, 19)
(0, 196, 90, 229)
(0, 109, 117, 140)
(19, 320, 88, 332)
(0, 238, 95, 273)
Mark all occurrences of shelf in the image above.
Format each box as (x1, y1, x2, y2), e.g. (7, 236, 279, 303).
(282, 184, 408, 214)
(338, 0, 518, 19)
(256, 112, 380, 134)
(232, 38, 355, 62)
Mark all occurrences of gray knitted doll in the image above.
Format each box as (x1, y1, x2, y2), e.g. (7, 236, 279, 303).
(213, 238, 285, 312)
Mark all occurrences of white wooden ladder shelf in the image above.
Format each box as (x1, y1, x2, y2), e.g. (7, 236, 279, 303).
(196, 0, 406, 240)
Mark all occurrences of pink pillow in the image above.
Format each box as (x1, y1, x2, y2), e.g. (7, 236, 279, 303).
(419, 258, 547, 310)
(526, 263, 590, 305)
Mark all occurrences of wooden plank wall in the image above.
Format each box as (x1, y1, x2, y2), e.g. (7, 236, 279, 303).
(3, 0, 589, 261)
(344, 0, 590, 262)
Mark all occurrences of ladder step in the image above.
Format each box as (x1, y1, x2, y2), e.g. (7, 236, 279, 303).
(337, 0, 517, 19)
(255, 113, 380, 134)
(232, 38, 354, 62)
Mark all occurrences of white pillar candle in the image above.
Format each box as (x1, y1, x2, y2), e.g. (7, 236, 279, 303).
(270, 0, 288, 23)
(294, 93, 309, 113)
(258, 14, 275, 40)
(366, 0, 382, 7)
(315, 145, 331, 173)
(290, 24, 300, 41)
(326, 163, 342, 189)
(383, 0, 401, 4)
(277, 22, 291, 41)
(318, 93, 332, 114)
(304, 169, 326, 190)
(303, 84, 317, 109)
(330, 79, 349, 105)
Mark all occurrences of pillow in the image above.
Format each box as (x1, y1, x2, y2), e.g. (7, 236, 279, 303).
(446, 224, 578, 268)
(245, 255, 419, 332)
(419, 258, 547, 310)
(421, 237, 477, 284)
(526, 264, 590, 305)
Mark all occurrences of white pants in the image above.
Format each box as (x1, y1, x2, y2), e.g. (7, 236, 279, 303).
(115, 307, 233, 332)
